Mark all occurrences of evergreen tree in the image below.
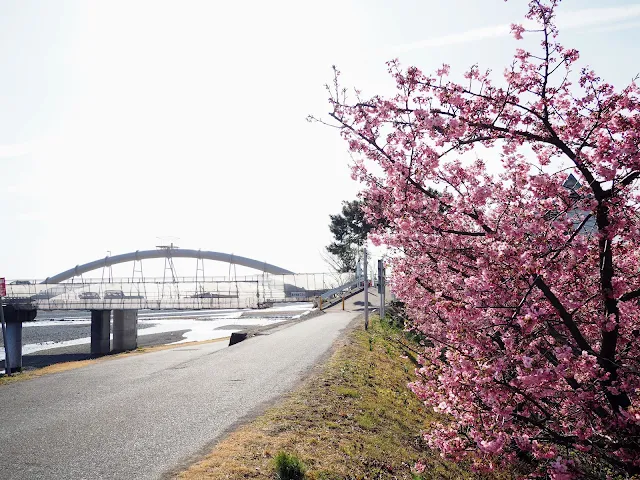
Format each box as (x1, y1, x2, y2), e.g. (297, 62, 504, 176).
(326, 200, 371, 273)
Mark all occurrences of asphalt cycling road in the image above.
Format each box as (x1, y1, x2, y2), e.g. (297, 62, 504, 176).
(0, 308, 360, 479)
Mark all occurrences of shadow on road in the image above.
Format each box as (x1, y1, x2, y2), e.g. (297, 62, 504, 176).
(1, 353, 96, 370)
(353, 301, 375, 307)
(1, 329, 191, 371)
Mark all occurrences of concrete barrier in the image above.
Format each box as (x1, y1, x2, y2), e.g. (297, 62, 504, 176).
(228, 332, 248, 346)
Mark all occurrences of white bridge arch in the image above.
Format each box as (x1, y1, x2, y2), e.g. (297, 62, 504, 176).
(43, 249, 295, 284)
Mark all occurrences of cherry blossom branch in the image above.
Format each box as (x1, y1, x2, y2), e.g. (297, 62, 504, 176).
(533, 276, 593, 353)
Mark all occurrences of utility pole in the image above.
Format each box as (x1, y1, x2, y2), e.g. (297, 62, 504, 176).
(363, 247, 368, 330)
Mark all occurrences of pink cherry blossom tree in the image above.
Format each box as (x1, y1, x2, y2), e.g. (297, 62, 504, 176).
(313, 0, 640, 478)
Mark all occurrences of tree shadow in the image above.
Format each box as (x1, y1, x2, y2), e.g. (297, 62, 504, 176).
(1, 329, 191, 371)
(353, 301, 375, 307)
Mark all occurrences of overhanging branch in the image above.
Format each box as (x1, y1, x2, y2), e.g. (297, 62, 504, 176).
(533, 276, 593, 353)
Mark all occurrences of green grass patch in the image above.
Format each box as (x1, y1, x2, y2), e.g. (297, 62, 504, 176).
(334, 386, 360, 398)
(274, 451, 306, 480)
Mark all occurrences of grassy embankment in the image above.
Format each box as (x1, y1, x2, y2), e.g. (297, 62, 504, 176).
(178, 315, 494, 480)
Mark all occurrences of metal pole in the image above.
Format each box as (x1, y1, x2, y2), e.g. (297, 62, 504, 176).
(379, 260, 386, 320)
(0, 299, 10, 375)
(364, 247, 369, 330)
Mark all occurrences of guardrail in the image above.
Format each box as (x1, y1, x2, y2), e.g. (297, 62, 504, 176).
(318, 277, 370, 309)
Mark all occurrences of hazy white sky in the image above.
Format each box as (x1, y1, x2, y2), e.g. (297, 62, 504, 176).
(1, 0, 639, 279)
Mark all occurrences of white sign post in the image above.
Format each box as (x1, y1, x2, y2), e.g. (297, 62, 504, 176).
(0, 277, 10, 375)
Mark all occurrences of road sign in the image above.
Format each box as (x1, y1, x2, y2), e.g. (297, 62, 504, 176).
(0, 278, 5, 297)
(377, 260, 383, 293)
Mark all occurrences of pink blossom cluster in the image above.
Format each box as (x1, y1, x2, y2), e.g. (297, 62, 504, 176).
(321, 0, 640, 478)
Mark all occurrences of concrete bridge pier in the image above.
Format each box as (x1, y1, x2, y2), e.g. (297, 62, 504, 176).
(90, 310, 111, 355)
(113, 309, 138, 352)
(4, 322, 23, 372)
(1, 306, 37, 373)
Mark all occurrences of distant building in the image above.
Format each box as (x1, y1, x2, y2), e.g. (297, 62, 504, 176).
(562, 173, 598, 234)
(543, 174, 597, 234)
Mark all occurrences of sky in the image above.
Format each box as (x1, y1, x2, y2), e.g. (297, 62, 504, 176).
(1, 0, 639, 280)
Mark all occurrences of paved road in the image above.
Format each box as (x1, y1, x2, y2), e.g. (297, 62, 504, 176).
(0, 310, 358, 479)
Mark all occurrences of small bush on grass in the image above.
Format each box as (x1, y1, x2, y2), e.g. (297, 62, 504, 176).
(274, 451, 306, 480)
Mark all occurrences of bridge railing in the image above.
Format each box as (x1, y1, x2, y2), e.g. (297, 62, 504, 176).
(2, 273, 355, 310)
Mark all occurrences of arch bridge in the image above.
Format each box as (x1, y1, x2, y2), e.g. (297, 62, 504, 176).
(5, 248, 305, 310)
(44, 248, 294, 284)
(0, 248, 355, 372)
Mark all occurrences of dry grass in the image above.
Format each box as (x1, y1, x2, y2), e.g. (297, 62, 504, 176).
(176, 316, 488, 480)
(0, 336, 230, 387)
